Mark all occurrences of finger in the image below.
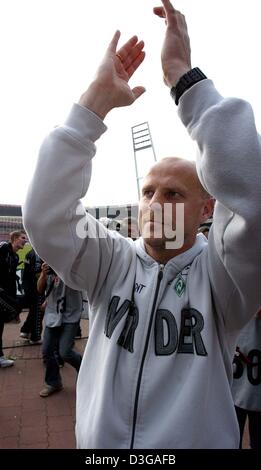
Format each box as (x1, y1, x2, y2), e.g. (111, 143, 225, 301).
(107, 30, 121, 53)
(132, 86, 146, 101)
(154, 0, 178, 23)
(153, 7, 166, 18)
(161, 0, 176, 13)
(119, 40, 145, 72)
(126, 50, 146, 79)
(116, 35, 139, 63)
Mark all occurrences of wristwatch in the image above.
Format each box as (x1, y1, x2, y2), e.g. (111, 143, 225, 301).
(170, 67, 207, 105)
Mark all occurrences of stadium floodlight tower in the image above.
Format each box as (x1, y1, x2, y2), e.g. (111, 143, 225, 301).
(131, 121, 157, 199)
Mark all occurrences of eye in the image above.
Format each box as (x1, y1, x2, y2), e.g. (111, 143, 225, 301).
(167, 191, 180, 198)
(143, 189, 154, 198)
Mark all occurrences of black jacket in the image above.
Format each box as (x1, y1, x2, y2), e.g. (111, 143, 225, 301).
(22, 248, 43, 302)
(0, 241, 19, 297)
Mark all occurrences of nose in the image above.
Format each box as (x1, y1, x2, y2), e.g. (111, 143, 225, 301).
(148, 191, 164, 209)
(148, 194, 165, 224)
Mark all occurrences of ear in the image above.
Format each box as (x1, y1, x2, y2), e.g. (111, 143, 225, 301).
(200, 198, 215, 224)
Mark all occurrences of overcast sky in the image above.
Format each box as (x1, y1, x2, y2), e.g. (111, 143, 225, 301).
(1, 0, 261, 208)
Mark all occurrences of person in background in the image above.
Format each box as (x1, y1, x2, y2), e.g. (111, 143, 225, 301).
(37, 263, 82, 397)
(232, 310, 261, 448)
(99, 217, 121, 232)
(20, 248, 44, 344)
(0, 230, 27, 368)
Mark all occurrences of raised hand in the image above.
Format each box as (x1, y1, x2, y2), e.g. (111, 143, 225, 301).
(153, 0, 191, 87)
(41, 262, 50, 278)
(79, 31, 146, 119)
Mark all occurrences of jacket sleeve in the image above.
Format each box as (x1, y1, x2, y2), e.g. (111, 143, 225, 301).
(179, 79, 261, 330)
(23, 104, 131, 305)
(0, 243, 8, 288)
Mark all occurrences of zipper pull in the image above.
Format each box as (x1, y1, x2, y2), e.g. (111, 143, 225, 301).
(158, 264, 164, 280)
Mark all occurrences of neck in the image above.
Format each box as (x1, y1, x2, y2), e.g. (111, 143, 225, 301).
(11, 242, 19, 253)
(143, 238, 195, 264)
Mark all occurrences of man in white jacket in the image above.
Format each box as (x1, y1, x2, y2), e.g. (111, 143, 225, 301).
(23, 0, 261, 448)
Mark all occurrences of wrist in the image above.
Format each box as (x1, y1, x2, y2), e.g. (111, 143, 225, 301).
(79, 82, 113, 120)
(170, 67, 207, 105)
(164, 67, 191, 89)
(163, 62, 191, 88)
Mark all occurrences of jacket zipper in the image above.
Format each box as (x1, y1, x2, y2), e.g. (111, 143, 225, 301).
(130, 264, 164, 449)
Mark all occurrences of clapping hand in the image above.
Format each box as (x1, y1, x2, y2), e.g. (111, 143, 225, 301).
(79, 31, 146, 119)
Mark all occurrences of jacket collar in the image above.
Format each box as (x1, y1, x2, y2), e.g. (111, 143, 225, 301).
(135, 234, 207, 276)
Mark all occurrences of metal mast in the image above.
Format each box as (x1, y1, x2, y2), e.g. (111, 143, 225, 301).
(131, 122, 157, 199)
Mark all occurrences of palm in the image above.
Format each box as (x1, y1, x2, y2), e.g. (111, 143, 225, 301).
(96, 31, 146, 108)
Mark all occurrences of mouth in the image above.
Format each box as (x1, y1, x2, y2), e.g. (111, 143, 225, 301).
(143, 217, 164, 225)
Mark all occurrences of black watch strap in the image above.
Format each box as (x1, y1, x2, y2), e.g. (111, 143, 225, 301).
(170, 68, 207, 105)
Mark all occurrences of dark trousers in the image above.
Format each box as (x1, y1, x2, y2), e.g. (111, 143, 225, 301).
(235, 405, 261, 449)
(42, 323, 82, 388)
(21, 297, 44, 341)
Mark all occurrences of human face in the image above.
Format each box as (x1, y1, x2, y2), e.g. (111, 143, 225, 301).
(14, 233, 28, 251)
(138, 158, 212, 259)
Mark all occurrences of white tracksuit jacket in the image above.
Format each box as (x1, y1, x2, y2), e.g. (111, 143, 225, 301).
(23, 80, 261, 448)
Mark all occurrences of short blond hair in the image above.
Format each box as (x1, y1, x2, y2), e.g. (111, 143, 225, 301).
(10, 230, 26, 243)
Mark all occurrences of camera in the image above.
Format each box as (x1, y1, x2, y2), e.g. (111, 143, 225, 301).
(48, 267, 55, 275)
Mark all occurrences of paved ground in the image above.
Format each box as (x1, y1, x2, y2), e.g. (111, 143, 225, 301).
(0, 311, 88, 449)
(0, 312, 249, 449)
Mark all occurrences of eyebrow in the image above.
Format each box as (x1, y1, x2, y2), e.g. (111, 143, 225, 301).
(142, 184, 153, 191)
(142, 184, 186, 194)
